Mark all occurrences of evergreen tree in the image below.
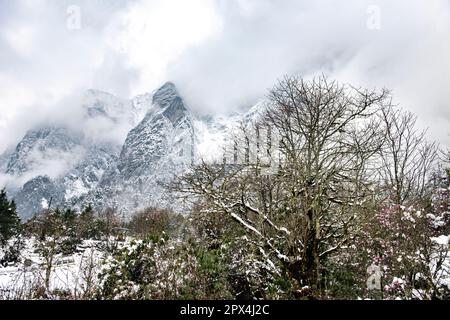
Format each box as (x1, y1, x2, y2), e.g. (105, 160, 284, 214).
(63, 208, 77, 227)
(0, 189, 20, 246)
(79, 203, 97, 239)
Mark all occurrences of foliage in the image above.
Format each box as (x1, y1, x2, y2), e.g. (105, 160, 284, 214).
(1, 77, 449, 301)
(127, 207, 183, 239)
(98, 235, 198, 299)
(0, 189, 20, 247)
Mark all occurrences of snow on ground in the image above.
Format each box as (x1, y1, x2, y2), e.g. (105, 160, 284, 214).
(432, 235, 450, 246)
(1, 234, 449, 299)
(0, 238, 109, 299)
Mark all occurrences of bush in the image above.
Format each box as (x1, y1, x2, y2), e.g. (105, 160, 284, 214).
(127, 207, 183, 239)
(0, 237, 24, 267)
(98, 235, 198, 299)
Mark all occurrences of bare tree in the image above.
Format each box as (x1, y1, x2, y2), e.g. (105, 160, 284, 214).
(378, 107, 438, 205)
(175, 75, 390, 293)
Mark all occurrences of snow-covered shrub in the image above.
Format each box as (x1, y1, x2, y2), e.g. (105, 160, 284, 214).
(347, 203, 449, 300)
(98, 235, 198, 299)
(187, 207, 294, 299)
(0, 237, 25, 267)
(127, 207, 183, 239)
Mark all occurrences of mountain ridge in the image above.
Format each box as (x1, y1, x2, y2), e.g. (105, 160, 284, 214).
(0, 82, 265, 219)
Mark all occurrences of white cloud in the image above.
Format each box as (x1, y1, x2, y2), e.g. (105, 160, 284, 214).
(168, 0, 450, 146)
(0, 0, 222, 153)
(0, 0, 449, 155)
(103, 0, 222, 94)
(0, 144, 86, 191)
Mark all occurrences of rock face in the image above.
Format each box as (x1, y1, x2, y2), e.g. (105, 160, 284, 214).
(117, 82, 194, 179)
(13, 176, 64, 219)
(92, 82, 195, 213)
(0, 82, 264, 219)
(1, 126, 122, 219)
(0, 89, 144, 219)
(5, 126, 83, 177)
(0, 148, 13, 174)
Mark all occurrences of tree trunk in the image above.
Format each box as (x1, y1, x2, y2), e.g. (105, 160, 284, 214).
(300, 208, 320, 290)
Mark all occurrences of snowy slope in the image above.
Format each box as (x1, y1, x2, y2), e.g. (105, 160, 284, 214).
(0, 149, 12, 173)
(2, 82, 267, 218)
(2, 89, 150, 218)
(0, 238, 105, 299)
(90, 82, 196, 214)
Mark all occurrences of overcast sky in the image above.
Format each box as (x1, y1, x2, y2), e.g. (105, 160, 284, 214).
(0, 0, 449, 154)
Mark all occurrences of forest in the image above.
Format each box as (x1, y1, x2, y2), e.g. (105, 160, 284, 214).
(1, 76, 449, 300)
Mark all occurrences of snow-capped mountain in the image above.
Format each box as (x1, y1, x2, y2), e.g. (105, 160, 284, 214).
(0, 148, 13, 173)
(5, 126, 83, 178)
(0, 82, 265, 219)
(1, 89, 149, 219)
(88, 82, 196, 213)
(83, 89, 148, 130)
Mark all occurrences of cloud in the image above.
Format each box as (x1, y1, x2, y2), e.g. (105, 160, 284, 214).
(103, 0, 221, 95)
(0, 144, 86, 191)
(0, 0, 221, 153)
(168, 0, 450, 146)
(0, 0, 449, 155)
(0, 0, 127, 152)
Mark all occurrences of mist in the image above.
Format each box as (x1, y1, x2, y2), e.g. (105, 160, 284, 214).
(169, 0, 450, 147)
(0, 0, 449, 155)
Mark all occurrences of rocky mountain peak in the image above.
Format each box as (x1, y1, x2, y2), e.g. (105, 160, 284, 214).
(2, 80, 265, 219)
(162, 96, 188, 125)
(153, 82, 189, 126)
(152, 82, 181, 108)
(5, 126, 82, 176)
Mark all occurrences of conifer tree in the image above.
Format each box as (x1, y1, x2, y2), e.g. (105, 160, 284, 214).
(0, 189, 20, 246)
